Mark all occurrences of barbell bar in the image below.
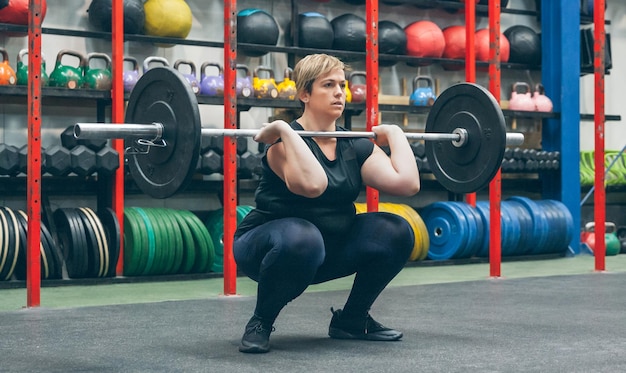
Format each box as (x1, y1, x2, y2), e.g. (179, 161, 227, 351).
(72, 66, 525, 198)
(74, 123, 525, 147)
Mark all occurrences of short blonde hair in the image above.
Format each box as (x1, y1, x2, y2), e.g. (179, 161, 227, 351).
(293, 54, 348, 97)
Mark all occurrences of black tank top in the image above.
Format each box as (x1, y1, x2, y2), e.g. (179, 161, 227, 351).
(235, 120, 374, 238)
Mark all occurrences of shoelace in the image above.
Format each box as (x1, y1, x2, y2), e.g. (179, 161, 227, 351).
(252, 323, 275, 334)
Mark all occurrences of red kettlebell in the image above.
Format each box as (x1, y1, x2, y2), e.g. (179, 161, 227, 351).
(349, 71, 366, 104)
(533, 83, 553, 112)
(508, 82, 535, 111)
(173, 59, 200, 95)
(123, 56, 140, 93)
(581, 222, 621, 256)
(0, 48, 17, 85)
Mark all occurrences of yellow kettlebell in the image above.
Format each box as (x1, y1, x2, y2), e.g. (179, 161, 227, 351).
(253, 66, 278, 99)
(276, 67, 296, 100)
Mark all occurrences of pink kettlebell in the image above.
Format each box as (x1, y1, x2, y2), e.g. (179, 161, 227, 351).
(509, 82, 535, 111)
(533, 83, 553, 112)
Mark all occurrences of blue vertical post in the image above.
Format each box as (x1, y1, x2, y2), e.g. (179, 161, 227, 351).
(540, 1, 581, 254)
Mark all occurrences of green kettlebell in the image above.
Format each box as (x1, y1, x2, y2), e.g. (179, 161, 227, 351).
(84, 52, 112, 90)
(16, 49, 49, 86)
(48, 50, 86, 89)
(606, 222, 621, 256)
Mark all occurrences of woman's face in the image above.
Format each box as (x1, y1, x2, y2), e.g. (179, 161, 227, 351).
(301, 68, 346, 120)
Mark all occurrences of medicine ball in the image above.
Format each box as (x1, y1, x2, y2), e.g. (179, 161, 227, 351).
(475, 28, 510, 63)
(379, 20, 406, 67)
(287, 12, 334, 49)
(343, 0, 365, 4)
(143, 0, 192, 39)
(87, 0, 145, 35)
(405, 20, 445, 59)
(331, 14, 366, 52)
(0, 0, 47, 36)
(504, 25, 541, 65)
(442, 25, 466, 70)
(237, 8, 280, 57)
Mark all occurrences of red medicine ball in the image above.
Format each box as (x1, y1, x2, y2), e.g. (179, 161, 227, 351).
(475, 28, 510, 63)
(405, 20, 446, 59)
(442, 25, 466, 70)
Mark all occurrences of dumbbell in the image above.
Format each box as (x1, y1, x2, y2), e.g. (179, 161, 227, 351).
(411, 142, 426, 158)
(208, 135, 248, 155)
(44, 145, 72, 176)
(70, 145, 97, 176)
(239, 151, 262, 178)
(96, 146, 120, 174)
(199, 149, 222, 175)
(0, 144, 20, 176)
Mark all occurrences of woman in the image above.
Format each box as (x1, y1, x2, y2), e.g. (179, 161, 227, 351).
(233, 54, 420, 353)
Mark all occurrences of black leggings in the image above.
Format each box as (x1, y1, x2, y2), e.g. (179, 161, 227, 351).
(233, 212, 414, 324)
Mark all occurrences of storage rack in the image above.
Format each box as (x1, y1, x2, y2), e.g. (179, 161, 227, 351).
(5, 0, 613, 306)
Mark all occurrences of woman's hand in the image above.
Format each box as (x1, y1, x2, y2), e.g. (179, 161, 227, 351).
(253, 120, 292, 144)
(372, 124, 404, 147)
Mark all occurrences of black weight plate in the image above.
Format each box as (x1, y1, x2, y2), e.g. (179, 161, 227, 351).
(13, 210, 28, 281)
(425, 83, 507, 194)
(124, 67, 201, 199)
(0, 207, 17, 281)
(73, 208, 100, 278)
(54, 208, 87, 279)
(40, 218, 63, 280)
(98, 208, 120, 278)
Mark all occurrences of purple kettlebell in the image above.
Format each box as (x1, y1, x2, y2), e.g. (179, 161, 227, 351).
(200, 62, 224, 96)
(123, 56, 140, 93)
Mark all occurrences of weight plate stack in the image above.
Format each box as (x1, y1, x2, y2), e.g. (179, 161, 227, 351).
(204, 206, 252, 273)
(420, 202, 471, 261)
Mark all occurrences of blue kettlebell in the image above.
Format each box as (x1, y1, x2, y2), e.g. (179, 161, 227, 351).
(409, 76, 436, 106)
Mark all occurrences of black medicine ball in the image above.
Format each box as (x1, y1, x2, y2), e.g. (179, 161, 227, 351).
(378, 20, 406, 67)
(478, 0, 509, 6)
(331, 14, 366, 52)
(504, 25, 541, 65)
(237, 8, 280, 57)
(288, 12, 334, 49)
(87, 0, 145, 35)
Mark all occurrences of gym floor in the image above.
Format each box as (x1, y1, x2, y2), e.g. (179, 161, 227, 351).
(2, 254, 626, 372)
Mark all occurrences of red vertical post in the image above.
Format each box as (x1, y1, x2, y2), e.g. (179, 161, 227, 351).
(488, 0, 502, 278)
(112, 0, 126, 276)
(465, 0, 477, 207)
(365, 0, 379, 212)
(223, 0, 238, 295)
(26, 0, 43, 307)
(593, 0, 606, 271)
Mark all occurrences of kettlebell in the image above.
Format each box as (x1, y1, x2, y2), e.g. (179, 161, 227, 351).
(253, 66, 279, 99)
(508, 82, 535, 111)
(532, 83, 553, 112)
(123, 56, 140, 93)
(581, 222, 621, 256)
(349, 71, 366, 103)
(0, 48, 17, 86)
(142, 56, 170, 73)
(345, 80, 352, 103)
(409, 76, 436, 106)
(174, 59, 200, 95)
(276, 67, 297, 100)
(199, 62, 224, 97)
(236, 64, 253, 98)
(48, 50, 86, 89)
(84, 52, 113, 90)
(16, 49, 49, 86)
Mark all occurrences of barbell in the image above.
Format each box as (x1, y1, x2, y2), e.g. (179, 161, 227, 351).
(73, 66, 524, 198)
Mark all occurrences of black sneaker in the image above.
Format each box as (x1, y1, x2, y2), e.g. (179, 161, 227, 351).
(239, 315, 275, 353)
(328, 308, 403, 341)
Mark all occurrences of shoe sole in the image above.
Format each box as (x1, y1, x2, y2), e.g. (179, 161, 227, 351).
(239, 344, 270, 353)
(328, 327, 403, 341)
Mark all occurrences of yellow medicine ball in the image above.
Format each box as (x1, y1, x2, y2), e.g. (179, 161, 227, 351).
(143, 0, 192, 39)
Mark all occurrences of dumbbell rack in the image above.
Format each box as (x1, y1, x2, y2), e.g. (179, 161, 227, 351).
(14, 0, 611, 307)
